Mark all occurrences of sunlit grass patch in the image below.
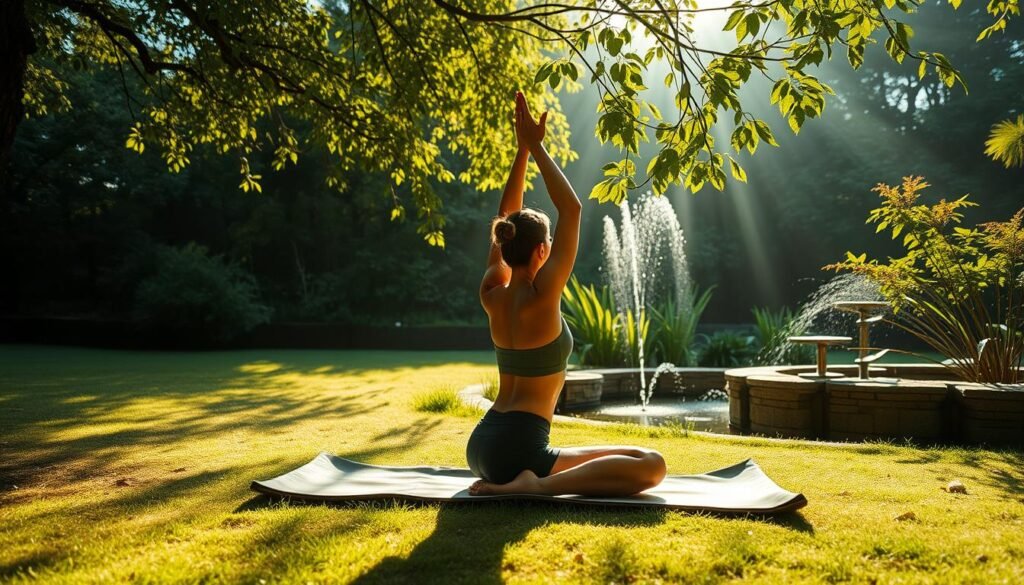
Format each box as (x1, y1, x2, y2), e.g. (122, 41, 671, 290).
(411, 385, 481, 417)
(480, 376, 499, 402)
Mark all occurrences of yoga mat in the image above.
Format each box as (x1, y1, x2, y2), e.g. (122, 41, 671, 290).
(251, 453, 807, 514)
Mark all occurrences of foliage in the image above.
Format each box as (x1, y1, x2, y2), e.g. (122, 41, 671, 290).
(985, 114, 1024, 168)
(7, 9, 1023, 324)
(650, 286, 714, 367)
(21, 0, 576, 245)
(565, 276, 708, 368)
(827, 177, 1023, 384)
(751, 306, 815, 366)
(133, 243, 272, 341)
(411, 385, 480, 417)
(562, 275, 623, 367)
(6, 64, 498, 324)
(18, 0, 1001, 242)
(697, 330, 756, 368)
(299, 272, 355, 324)
(621, 308, 653, 368)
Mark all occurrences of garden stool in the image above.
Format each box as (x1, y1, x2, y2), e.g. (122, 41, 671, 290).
(787, 336, 853, 378)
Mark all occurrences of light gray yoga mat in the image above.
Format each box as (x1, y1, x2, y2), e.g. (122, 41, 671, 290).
(251, 453, 807, 514)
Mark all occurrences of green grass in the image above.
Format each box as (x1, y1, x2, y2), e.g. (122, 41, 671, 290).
(1, 344, 1023, 584)
(411, 385, 481, 417)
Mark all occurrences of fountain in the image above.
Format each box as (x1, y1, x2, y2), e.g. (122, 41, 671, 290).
(547, 205, 1023, 445)
(550, 191, 732, 431)
(833, 301, 891, 380)
(762, 274, 883, 365)
(602, 192, 691, 409)
(722, 288, 1023, 444)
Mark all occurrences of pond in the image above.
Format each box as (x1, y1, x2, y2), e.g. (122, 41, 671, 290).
(564, 395, 731, 433)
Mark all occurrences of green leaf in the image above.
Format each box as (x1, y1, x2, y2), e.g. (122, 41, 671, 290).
(607, 37, 624, 57)
(424, 231, 445, 248)
(848, 43, 865, 69)
(724, 10, 744, 31)
(745, 13, 761, 39)
(533, 63, 551, 85)
(728, 157, 748, 182)
(754, 120, 778, 147)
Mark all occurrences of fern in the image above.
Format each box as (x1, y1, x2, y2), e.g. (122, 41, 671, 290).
(984, 114, 1024, 168)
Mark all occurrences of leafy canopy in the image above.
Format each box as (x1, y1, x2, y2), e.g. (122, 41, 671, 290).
(24, 0, 1015, 244)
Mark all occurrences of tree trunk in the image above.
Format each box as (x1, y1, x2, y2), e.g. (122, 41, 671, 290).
(0, 0, 34, 313)
(0, 0, 35, 191)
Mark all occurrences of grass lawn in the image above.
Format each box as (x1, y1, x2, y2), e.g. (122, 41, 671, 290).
(1, 345, 1023, 584)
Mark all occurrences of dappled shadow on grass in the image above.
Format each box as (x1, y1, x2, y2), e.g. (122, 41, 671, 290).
(230, 495, 813, 584)
(0, 461, 260, 580)
(894, 447, 1024, 502)
(0, 548, 62, 581)
(759, 511, 815, 534)
(344, 501, 669, 584)
(0, 347, 489, 498)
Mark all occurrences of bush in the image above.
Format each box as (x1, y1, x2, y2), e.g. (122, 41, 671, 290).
(300, 271, 355, 323)
(133, 243, 272, 342)
(651, 286, 714, 367)
(827, 177, 1023, 383)
(564, 277, 716, 368)
(562, 276, 625, 367)
(698, 330, 756, 367)
(751, 306, 815, 365)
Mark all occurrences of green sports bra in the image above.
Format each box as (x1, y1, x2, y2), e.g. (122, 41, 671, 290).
(493, 316, 574, 377)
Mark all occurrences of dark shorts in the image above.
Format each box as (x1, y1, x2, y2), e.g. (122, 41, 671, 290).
(465, 409, 561, 484)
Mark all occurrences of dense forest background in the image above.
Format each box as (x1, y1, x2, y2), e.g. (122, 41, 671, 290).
(3, 4, 1022, 331)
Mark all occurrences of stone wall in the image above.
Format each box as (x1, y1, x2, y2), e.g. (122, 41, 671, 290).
(955, 384, 1024, 445)
(747, 375, 826, 439)
(827, 380, 950, 442)
(725, 365, 1024, 446)
(585, 368, 726, 400)
(559, 372, 604, 412)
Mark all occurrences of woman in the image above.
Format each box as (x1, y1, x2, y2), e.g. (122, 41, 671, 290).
(466, 91, 667, 497)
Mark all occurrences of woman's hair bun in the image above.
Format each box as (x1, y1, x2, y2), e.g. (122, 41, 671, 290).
(493, 218, 516, 244)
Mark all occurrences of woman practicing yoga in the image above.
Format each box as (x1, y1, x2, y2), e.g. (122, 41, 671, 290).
(466, 91, 667, 497)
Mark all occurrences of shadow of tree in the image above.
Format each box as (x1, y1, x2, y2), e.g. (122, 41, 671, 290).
(228, 492, 815, 585)
(0, 346, 491, 498)
(894, 448, 1024, 502)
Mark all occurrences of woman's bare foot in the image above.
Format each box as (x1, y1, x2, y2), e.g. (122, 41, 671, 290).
(468, 470, 544, 496)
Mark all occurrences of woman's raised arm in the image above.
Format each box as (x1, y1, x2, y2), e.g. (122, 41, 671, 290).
(481, 93, 532, 294)
(514, 98, 581, 296)
(496, 92, 533, 217)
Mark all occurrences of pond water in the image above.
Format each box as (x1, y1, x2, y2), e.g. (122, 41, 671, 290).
(565, 396, 731, 433)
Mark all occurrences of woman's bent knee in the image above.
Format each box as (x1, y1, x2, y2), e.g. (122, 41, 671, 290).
(640, 451, 667, 488)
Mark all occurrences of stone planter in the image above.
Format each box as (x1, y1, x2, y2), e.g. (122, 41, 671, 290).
(725, 364, 1023, 446)
(954, 384, 1024, 446)
(559, 372, 604, 412)
(585, 367, 726, 400)
(827, 379, 950, 442)
(747, 374, 826, 439)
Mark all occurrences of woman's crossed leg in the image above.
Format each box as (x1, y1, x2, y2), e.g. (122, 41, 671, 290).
(468, 445, 666, 497)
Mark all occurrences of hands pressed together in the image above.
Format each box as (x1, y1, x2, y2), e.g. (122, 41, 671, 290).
(514, 90, 547, 152)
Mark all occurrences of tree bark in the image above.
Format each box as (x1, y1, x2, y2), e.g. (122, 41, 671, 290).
(0, 0, 35, 313)
(1, 0, 35, 196)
